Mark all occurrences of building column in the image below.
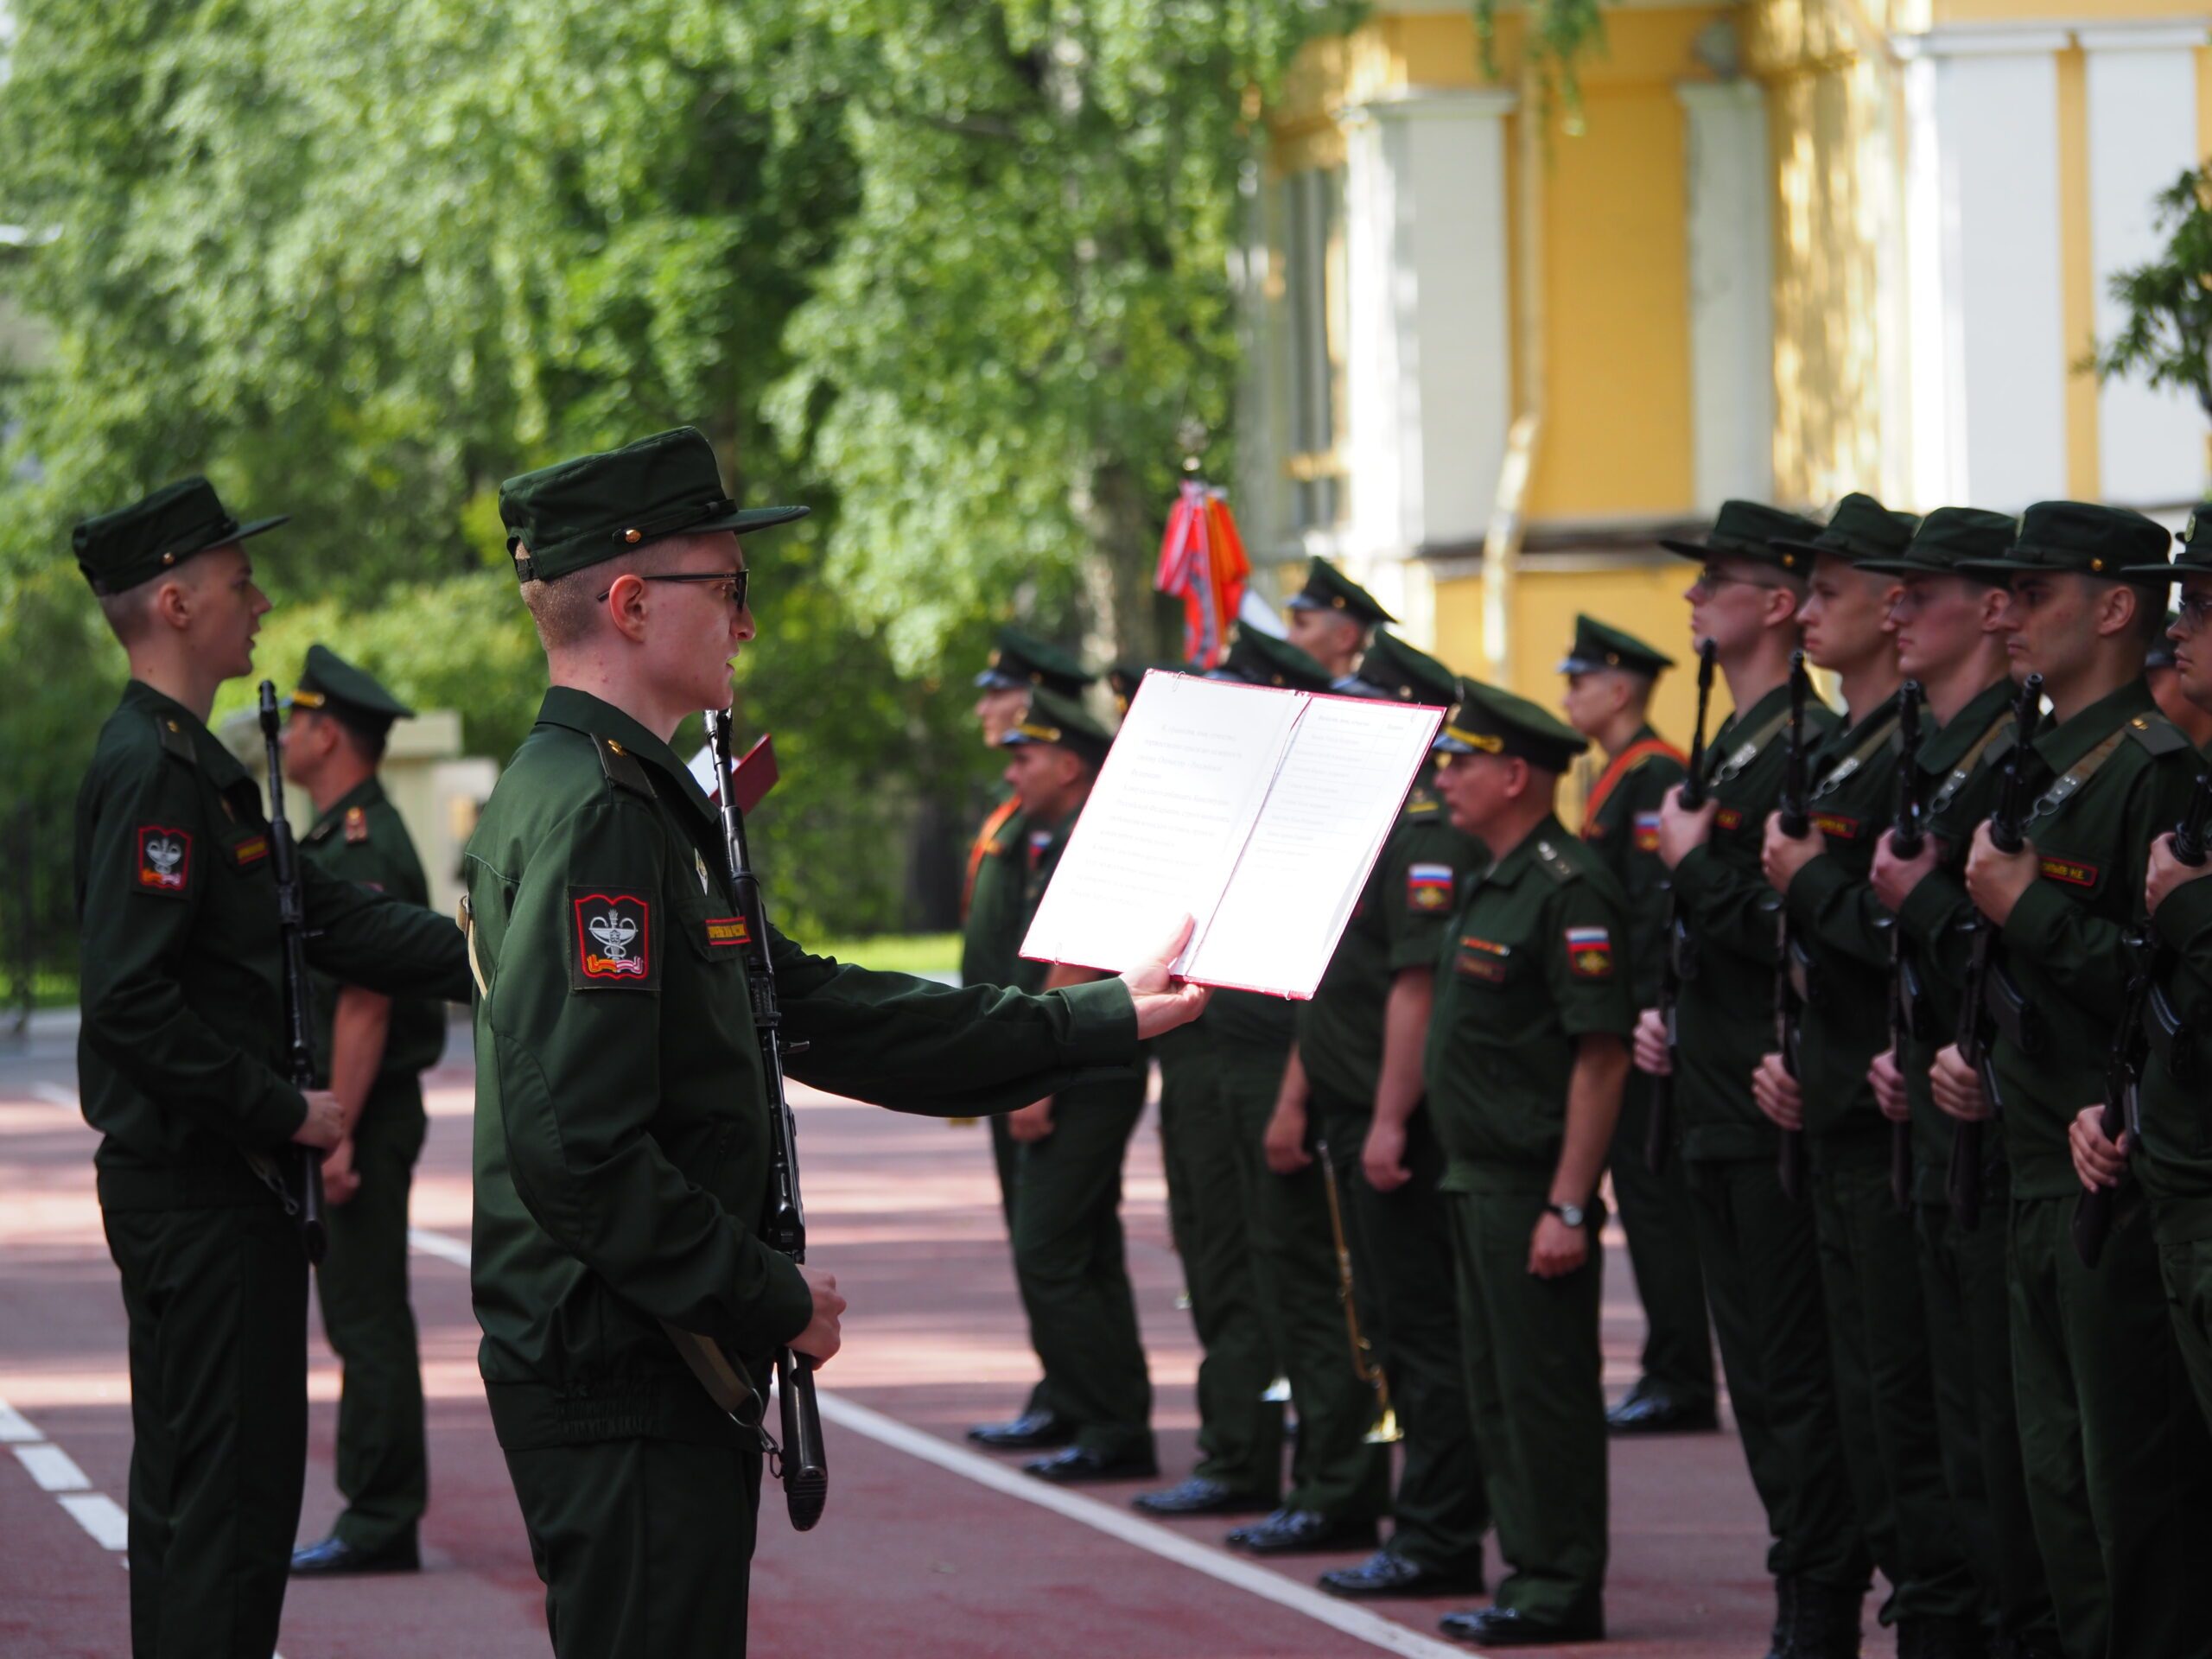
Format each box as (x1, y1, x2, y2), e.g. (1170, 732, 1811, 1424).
(1678, 80, 1775, 514)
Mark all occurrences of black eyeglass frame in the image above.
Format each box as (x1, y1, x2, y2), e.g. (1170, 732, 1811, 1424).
(596, 569, 751, 610)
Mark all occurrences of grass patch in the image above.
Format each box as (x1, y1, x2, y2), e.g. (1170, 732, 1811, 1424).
(808, 932, 961, 977)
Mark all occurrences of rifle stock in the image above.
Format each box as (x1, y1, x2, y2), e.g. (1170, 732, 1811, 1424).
(256, 682, 327, 1264)
(1775, 652, 1810, 1202)
(1648, 640, 1716, 1174)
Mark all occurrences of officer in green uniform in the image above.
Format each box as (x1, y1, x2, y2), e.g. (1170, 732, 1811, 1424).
(1637, 500, 1866, 1656)
(471, 429, 1205, 1656)
(1756, 498, 1982, 1658)
(1862, 509, 2061, 1656)
(1284, 556, 1394, 683)
(276, 645, 447, 1576)
(1919, 503, 2212, 1659)
(963, 626, 1096, 1452)
(1424, 680, 1631, 1647)
(1558, 613, 1717, 1436)
(72, 480, 473, 1657)
(1262, 632, 1491, 1593)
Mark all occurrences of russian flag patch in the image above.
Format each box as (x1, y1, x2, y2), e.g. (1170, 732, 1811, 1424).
(1407, 862, 1455, 912)
(1565, 925, 1615, 978)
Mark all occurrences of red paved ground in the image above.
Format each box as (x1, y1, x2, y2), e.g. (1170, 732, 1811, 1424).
(0, 1016, 1869, 1657)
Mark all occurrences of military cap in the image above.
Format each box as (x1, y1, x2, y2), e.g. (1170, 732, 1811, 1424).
(1956, 500, 2171, 586)
(1433, 677, 1589, 772)
(1285, 556, 1396, 626)
(1659, 499, 1826, 575)
(1770, 492, 1920, 565)
(499, 426, 807, 585)
(288, 643, 414, 730)
(1557, 614, 1674, 679)
(976, 625, 1096, 697)
(1857, 506, 2018, 580)
(1210, 626, 1334, 694)
(999, 685, 1114, 767)
(1341, 630, 1457, 706)
(73, 476, 289, 596)
(2121, 503, 2212, 581)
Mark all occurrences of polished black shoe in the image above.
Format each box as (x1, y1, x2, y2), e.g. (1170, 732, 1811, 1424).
(1319, 1546, 1485, 1599)
(1780, 1580, 1863, 1659)
(1131, 1476, 1274, 1517)
(1224, 1508, 1378, 1555)
(1440, 1606, 1603, 1646)
(1605, 1382, 1719, 1435)
(966, 1409, 1073, 1450)
(1022, 1445, 1158, 1484)
(290, 1534, 419, 1576)
(1896, 1617, 1981, 1659)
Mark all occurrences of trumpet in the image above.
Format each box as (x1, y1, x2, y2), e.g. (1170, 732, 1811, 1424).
(1315, 1136, 1402, 1446)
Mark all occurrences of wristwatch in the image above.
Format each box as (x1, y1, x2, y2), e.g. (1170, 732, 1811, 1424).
(1545, 1201, 1587, 1229)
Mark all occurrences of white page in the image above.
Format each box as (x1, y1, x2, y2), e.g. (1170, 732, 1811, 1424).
(1018, 673, 1305, 976)
(1187, 696, 1444, 996)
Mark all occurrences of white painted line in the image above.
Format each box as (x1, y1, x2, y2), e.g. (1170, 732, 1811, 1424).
(408, 1227, 471, 1268)
(15, 1443, 91, 1492)
(30, 1082, 79, 1112)
(56, 1493, 129, 1551)
(0, 1398, 41, 1443)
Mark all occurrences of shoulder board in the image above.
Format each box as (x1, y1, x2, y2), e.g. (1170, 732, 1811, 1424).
(155, 715, 196, 766)
(343, 804, 371, 843)
(1402, 784, 1440, 816)
(595, 734, 656, 798)
(1531, 836, 1582, 886)
(2126, 713, 2192, 757)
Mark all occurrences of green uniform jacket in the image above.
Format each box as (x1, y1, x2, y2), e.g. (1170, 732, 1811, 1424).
(1579, 724, 1686, 1009)
(1892, 679, 2018, 1197)
(1427, 816, 1635, 1192)
(1670, 680, 1841, 1161)
(464, 689, 1138, 1451)
(1300, 774, 1486, 1106)
(960, 790, 1029, 988)
(1974, 681, 2196, 1199)
(74, 682, 470, 1193)
(1011, 800, 1148, 1069)
(302, 776, 448, 1086)
(1784, 696, 1904, 1138)
(2138, 809, 2212, 1242)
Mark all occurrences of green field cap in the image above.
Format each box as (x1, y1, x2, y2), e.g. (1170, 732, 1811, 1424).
(1858, 506, 2018, 579)
(1660, 499, 1826, 574)
(1558, 614, 1674, 678)
(73, 476, 289, 596)
(289, 644, 413, 728)
(1434, 677, 1589, 772)
(1344, 630, 1458, 706)
(2125, 503, 2212, 580)
(999, 685, 1114, 767)
(1211, 626, 1334, 694)
(1771, 492, 1920, 566)
(500, 427, 807, 584)
(1286, 556, 1396, 626)
(1955, 500, 2171, 586)
(976, 624, 1095, 697)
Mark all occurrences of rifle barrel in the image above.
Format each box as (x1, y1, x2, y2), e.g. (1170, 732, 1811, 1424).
(257, 681, 327, 1265)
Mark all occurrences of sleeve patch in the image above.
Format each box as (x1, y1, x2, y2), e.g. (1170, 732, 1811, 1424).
(1810, 812, 1860, 841)
(230, 834, 269, 869)
(1632, 811, 1662, 852)
(1714, 806, 1744, 831)
(704, 914, 751, 950)
(136, 825, 193, 896)
(2037, 856, 2099, 888)
(343, 805, 370, 843)
(1566, 925, 1615, 978)
(569, 889, 656, 989)
(1406, 862, 1455, 912)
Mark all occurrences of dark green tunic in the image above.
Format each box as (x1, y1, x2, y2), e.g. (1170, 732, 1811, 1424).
(2144, 864, 2212, 1446)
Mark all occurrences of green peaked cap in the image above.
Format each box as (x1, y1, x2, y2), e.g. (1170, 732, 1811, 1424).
(1771, 492, 1920, 564)
(499, 427, 807, 584)
(1345, 630, 1457, 706)
(1955, 500, 2171, 586)
(1433, 677, 1588, 772)
(2125, 502, 2212, 580)
(1213, 626, 1334, 694)
(1558, 613, 1674, 677)
(976, 624, 1095, 697)
(1858, 506, 2018, 580)
(289, 643, 413, 728)
(999, 685, 1114, 766)
(1286, 556, 1396, 626)
(73, 475, 289, 596)
(1660, 499, 1826, 575)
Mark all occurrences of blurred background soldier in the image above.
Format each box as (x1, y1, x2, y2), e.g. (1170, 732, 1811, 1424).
(1283, 556, 1392, 684)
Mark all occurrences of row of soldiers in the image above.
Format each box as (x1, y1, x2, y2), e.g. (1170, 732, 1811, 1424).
(956, 502, 2212, 1658)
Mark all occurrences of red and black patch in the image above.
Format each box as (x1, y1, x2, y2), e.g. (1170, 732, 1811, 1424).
(2038, 855, 2099, 888)
(135, 825, 193, 896)
(569, 890, 655, 989)
(343, 805, 370, 844)
(1565, 925, 1615, 979)
(1810, 811, 1860, 841)
(1714, 806, 1744, 831)
(703, 914, 751, 951)
(231, 834, 270, 869)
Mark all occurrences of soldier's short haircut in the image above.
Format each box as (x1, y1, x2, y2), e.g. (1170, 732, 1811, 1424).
(2128, 582, 2171, 647)
(517, 537, 702, 652)
(319, 704, 390, 766)
(94, 563, 201, 646)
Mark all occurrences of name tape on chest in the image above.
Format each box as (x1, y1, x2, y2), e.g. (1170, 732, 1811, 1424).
(135, 824, 194, 897)
(569, 889, 656, 990)
(703, 914, 752, 950)
(2037, 855, 2099, 888)
(231, 834, 270, 868)
(1809, 811, 1860, 841)
(1406, 862, 1455, 912)
(1455, 934, 1510, 982)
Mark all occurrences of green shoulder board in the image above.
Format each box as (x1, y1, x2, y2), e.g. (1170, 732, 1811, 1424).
(2126, 714, 2192, 757)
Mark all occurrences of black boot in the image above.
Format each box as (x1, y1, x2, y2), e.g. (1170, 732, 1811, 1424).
(1783, 1580, 1863, 1659)
(1897, 1617, 1980, 1659)
(1764, 1577, 1799, 1659)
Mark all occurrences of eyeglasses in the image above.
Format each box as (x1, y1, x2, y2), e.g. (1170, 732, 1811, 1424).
(596, 569, 750, 610)
(1688, 568, 1777, 598)
(2175, 591, 2212, 633)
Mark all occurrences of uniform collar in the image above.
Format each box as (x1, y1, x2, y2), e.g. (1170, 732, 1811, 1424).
(535, 686, 719, 828)
(122, 678, 249, 786)
(2033, 677, 2154, 774)
(1720, 678, 1792, 738)
(1480, 811, 1569, 888)
(1917, 677, 2015, 772)
(308, 774, 385, 840)
(1829, 686, 1902, 752)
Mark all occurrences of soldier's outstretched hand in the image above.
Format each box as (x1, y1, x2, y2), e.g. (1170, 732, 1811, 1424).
(1121, 916, 1211, 1039)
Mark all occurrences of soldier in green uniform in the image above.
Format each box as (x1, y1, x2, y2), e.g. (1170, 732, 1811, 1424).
(1755, 498, 1982, 1657)
(1635, 500, 1867, 1655)
(72, 480, 473, 1657)
(1424, 680, 1632, 1647)
(962, 626, 1096, 1452)
(469, 429, 1205, 1656)
(1262, 631, 1492, 1594)
(276, 645, 447, 1576)
(1863, 509, 2060, 1656)
(1284, 556, 1393, 682)
(1558, 613, 1717, 1436)
(1915, 503, 2212, 1659)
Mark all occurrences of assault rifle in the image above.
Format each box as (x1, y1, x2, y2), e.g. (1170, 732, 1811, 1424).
(256, 681, 327, 1264)
(2073, 772, 2212, 1268)
(1648, 639, 1717, 1173)
(1887, 682, 1929, 1212)
(1948, 673, 2043, 1232)
(1774, 651, 1811, 1202)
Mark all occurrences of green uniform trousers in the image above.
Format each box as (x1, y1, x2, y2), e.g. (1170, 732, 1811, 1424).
(2008, 1197, 2212, 1659)
(1159, 1042, 1283, 1498)
(505, 1433, 762, 1657)
(1916, 1184, 2058, 1651)
(1808, 1134, 1976, 1627)
(1607, 1073, 1716, 1408)
(987, 1110, 1053, 1421)
(103, 1196, 307, 1659)
(1448, 1189, 1606, 1630)
(1011, 1072, 1152, 1459)
(1682, 1155, 1869, 1592)
(1313, 1087, 1487, 1573)
(2160, 1235, 2212, 1438)
(315, 1074, 429, 1552)
(1224, 1061, 1386, 1520)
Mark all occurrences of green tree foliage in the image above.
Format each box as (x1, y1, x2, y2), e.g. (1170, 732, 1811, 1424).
(2092, 163, 2212, 424)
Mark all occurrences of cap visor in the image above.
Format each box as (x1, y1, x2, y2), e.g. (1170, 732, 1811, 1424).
(693, 504, 810, 537)
(226, 514, 291, 548)
(1557, 654, 1603, 675)
(1767, 537, 1833, 561)
(2117, 562, 2183, 581)
(1432, 734, 1474, 755)
(1284, 594, 1325, 612)
(974, 669, 1027, 690)
(1657, 537, 1712, 560)
(1855, 556, 1936, 576)
(1950, 557, 2034, 580)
